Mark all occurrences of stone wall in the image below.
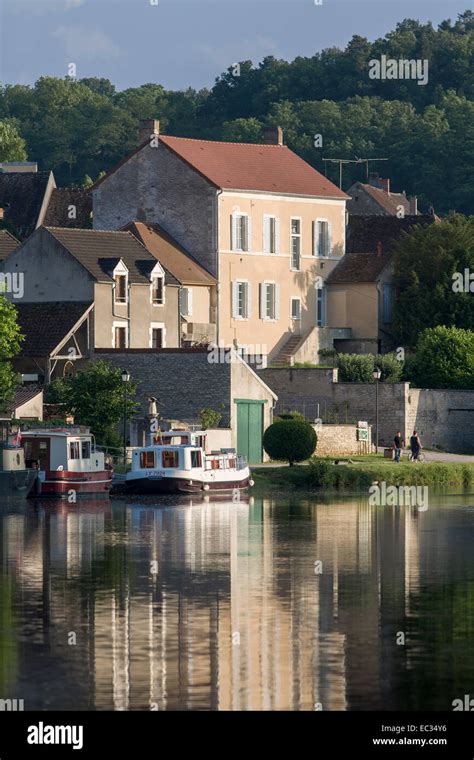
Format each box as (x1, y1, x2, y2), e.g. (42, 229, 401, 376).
(258, 367, 474, 454)
(313, 424, 372, 456)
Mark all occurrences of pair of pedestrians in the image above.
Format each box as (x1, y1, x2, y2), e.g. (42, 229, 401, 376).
(393, 431, 423, 462)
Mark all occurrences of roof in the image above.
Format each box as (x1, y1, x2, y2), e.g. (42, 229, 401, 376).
(95, 134, 348, 199)
(43, 187, 92, 229)
(0, 229, 20, 260)
(326, 252, 393, 284)
(347, 214, 438, 255)
(123, 221, 216, 286)
(43, 227, 179, 286)
(347, 182, 410, 216)
(6, 386, 42, 414)
(13, 302, 92, 356)
(0, 171, 54, 239)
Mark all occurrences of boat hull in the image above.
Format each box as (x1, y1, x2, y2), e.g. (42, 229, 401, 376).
(32, 469, 113, 499)
(0, 469, 37, 497)
(126, 475, 251, 495)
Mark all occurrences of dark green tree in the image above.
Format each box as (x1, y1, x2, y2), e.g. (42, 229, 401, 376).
(263, 420, 317, 466)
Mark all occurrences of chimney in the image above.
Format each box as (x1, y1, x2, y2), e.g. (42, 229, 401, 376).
(379, 177, 390, 194)
(263, 126, 284, 145)
(0, 208, 4, 220)
(409, 195, 418, 215)
(376, 241, 383, 257)
(139, 119, 160, 145)
(368, 173, 390, 194)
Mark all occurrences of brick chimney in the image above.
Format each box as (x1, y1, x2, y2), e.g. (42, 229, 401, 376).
(263, 126, 284, 145)
(409, 195, 418, 215)
(0, 208, 4, 220)
(368, 172, 390, 194)
(139, 119, 160, 145)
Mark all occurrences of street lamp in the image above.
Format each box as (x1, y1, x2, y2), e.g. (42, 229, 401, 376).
(373, 367, 381, 453)
(121, 369, 130, 468)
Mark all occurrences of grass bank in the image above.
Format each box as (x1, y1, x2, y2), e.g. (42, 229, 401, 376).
(252, 459, 474, 492)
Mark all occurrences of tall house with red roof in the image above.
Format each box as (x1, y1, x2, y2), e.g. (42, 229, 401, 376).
(93, 121, 349, 364)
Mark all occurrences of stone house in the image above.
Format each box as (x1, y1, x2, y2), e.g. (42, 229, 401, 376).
(346, 173, 419, 217)
(93, 120, 349, 365)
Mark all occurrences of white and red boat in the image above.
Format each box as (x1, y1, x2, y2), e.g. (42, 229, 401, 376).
(22, 428, 112, 499)
(125, 429, 253, 495)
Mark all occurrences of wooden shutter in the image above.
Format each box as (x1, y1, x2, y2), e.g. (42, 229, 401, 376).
(246, 216, 252, 252)
(275, 284, 280, 320)
(247, 282, 252, 318)
(231, 214, 237, 251)
(259, 283, 265, 319)
(328, 222, 333, 255)
(275, 218, 281, 254)
(232, 281, 239, 318)
(263, 217, 270, 254)
(312, 221, 317, 256)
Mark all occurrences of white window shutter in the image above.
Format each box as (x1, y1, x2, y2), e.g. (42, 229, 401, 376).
(275, 218, 281, 254)
(231, 215, 237, 251)
(247, 282, 252, 318)
(328, 222, 333, 255)
(232, 281, 239, 318)
(263, 217, 269, 254)
(312, 221, 317, 256)
(275, 284, 280, 320)
(246, 216, 252, 252)
(187, 287, 193, 316)
(259, 283, 265, 319)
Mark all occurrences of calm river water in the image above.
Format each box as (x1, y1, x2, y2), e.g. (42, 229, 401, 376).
(0, 491, 473, 711)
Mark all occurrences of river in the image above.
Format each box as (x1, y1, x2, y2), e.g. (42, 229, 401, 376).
(0, 491, 473, 711)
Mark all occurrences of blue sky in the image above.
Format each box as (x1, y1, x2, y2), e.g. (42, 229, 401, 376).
(0, 0, 469, 91)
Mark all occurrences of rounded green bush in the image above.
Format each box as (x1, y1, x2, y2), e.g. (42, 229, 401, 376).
(263, 420, 317, 466)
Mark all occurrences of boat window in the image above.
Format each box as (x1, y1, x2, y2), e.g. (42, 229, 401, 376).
(191, 450, 202, 468)
(210, 458, 220, 470)
(69, 441, 80, 459)
(162, 450, 179, 468)
(81, 441, 91, 459)
(140, 451, 155, 469)
(228, 458, 236, 469)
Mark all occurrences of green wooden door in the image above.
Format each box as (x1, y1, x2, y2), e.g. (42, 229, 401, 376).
(236, 401, 264, 464)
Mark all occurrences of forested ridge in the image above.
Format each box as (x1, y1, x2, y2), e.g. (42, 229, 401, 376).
(0, 11, 473, 213)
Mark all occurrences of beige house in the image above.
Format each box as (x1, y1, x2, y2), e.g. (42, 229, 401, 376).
(2, 226, 184, 380)
(122, 221, 217, 346)
(93, 121, 349, 364)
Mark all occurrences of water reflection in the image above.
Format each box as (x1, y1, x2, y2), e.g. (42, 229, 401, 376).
(0, 493, 474, 711)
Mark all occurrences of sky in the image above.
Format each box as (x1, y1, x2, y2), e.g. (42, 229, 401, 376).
(0, 0, 470, 91)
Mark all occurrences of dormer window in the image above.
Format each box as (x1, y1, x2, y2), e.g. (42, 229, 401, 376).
(151, 276, 164, 305)
(150, 262, 166, 306)
(115, 275, 127, 303)
(113, 261, 129, 305)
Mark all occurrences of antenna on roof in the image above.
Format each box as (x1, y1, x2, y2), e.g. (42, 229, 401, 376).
(322, 157, 388, 188)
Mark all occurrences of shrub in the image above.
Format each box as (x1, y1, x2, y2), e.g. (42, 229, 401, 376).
(336, 353, 403, 383)
(276, 411, 306, 421)
(307, 459, 334, 488)
(263, 420, 317, 466)
(199, 407, 223, 429)
(376, 353, 403, 382)
(403, 326, 474, 389)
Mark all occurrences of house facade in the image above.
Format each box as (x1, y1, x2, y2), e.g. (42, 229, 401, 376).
(93, 121, 349, 364)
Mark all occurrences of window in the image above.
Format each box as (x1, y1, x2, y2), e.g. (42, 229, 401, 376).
(114, 326, 127, 348)
(69, 441, 80, 460)
(162, 450, 179, 468)
(314, 220, 331, 257)
(260, 282, 279, 320)
(180, 287, 193, 316)
(290, 218, 301, 270)
(291, 297, 301, 321)
(232, 281, 250, 319)
(151, 276, 164, 305)
(263, 216, 278, 254)
(151, 327, 163, 349)
(115, 274, 127, 304)
(316, 287, 326, 327)
(232, 214, 250, 252)
(81, 441, 91, 459)
(191, 450, 202, 468)
(140, 451, 156, 469)
(383, 284, 393, 324)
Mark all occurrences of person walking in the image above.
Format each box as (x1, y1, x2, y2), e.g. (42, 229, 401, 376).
(410, 430, 422, 462)
(393, 431, 404, 462)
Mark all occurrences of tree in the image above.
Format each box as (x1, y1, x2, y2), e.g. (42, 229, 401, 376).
(0, 121, 27, 162)
(45, 361, 138, 444)
(403, 326, 474, 389)
(0, 297, 23, 410)
(263, 419, 317, 466)
(392, 216, 474, 347)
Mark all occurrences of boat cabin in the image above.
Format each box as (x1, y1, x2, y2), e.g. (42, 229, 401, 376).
(132, 445, 241, 473)
(22, 429, 105, 473)
(0, 418, 26, 472)
(151, 429, 207, 448)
